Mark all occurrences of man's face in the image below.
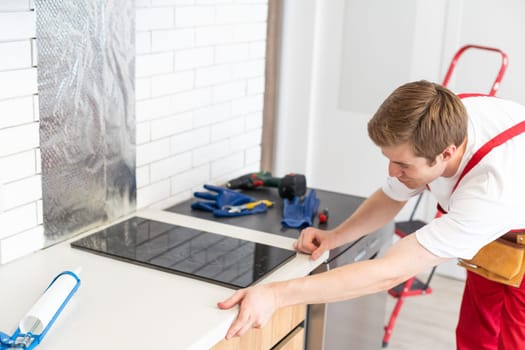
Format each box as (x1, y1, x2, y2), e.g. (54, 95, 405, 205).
(381, 143, 447, 189)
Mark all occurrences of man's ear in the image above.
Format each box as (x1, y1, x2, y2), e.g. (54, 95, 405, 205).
(440, 144, 457, 161)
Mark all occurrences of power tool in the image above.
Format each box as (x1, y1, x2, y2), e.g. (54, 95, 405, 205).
(225, 171, 307, 199)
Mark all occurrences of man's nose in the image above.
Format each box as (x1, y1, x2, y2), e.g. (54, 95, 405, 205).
(388, 162, 402, 177)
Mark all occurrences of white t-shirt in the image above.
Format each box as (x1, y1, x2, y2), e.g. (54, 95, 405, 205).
(382, 96, 525, 259)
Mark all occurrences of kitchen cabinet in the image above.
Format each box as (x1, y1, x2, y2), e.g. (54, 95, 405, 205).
(211, 304, 306, 350)
(274, 325, 305, 350)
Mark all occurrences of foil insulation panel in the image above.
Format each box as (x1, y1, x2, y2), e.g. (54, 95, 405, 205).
(36, 0, 136, 244)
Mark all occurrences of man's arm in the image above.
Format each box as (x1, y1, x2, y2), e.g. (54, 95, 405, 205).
(219, 233, 450, 339)
(295, 188, 406, 260)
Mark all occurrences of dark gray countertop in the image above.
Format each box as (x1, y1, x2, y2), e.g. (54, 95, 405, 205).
(166, 187, 389, 262)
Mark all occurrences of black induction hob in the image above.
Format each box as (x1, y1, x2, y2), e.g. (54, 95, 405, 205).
(71, 217, 295, 289)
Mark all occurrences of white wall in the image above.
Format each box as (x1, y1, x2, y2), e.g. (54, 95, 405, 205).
(276, 0, 525, 200)
(0, 1, 268, 264)
(0, 2, 44, 264)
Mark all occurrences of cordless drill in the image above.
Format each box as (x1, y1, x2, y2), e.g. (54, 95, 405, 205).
(225, 171, 307, 199)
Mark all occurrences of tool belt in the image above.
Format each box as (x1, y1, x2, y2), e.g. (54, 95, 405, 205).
(457, 231, 525, 287)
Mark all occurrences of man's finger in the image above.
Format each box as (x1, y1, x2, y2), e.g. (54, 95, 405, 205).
(217, 290, 245, 310)
(311, 244, 326, 260)
(225, 312, 250, 340)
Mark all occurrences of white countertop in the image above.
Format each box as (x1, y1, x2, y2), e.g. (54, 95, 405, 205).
(0, 209, 327, 350)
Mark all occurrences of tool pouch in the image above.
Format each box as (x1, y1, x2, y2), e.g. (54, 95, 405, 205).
(457, 232, 525, 287)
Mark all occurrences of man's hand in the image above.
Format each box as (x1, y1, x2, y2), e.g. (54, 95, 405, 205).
(217, 284, 279, 340)
(294, 227, 342, 260)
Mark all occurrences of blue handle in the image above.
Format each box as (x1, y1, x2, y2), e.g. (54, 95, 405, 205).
(0, 270, 81, 350)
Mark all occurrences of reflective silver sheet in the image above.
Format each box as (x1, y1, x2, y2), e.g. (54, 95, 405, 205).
(36, 0, 135, 244)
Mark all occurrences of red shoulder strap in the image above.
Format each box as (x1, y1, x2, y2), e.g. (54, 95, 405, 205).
(452, 120, 525, 192)
(436, 119, 525, 215)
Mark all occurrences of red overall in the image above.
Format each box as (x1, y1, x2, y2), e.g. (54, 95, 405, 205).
(437, 119, 525, 349)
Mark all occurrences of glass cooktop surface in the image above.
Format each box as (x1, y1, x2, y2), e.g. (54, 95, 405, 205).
(71, 217, 295, 289)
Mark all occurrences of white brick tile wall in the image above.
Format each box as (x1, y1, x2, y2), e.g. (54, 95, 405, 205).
(151, 29, 194, 52)
(136, 178, 171, 208)
(232, 59, 265, 79)
(170, 127, 210, 154)
(211, 152, 244, 179)
(0, 7, 41, 264)
(170, 164, 209, 194)
(174, 47, 214, 71)
(195, 64, 232, 87)
(136, 138, 171, 167)
(150, 152, 192, 182)
(245, 145, 262, 165)
(136, 32, 151, 54)
(231, 94, 263, 116)
(215, 43, 250, 64)
(230, 128, 261, 150)
(0, 12, 35, 41)
(247, 76, 265, 95)
(136, 0, 152, 8)
(136, 165, 150, 188)
(136, 121, 152, 144)
(150, 112, 193, 140)
(151, 71, 194, 97)
(171, 88, 212, 114)
(31, 38, 37, 67)
(148, 190, 191, 210)
(210, 117, 244, 141)
(32, 95, 39, 121)
(136, 77, 152, 100)
(193, 103, 231, 127)
(136, 53, 173, 77)
(195, 0, 234, 4)
(233, 23, 267, 41)
(135, 1, 268, 208)
(195, 26, 234, 46)
(36, 199, 43, 225)
(2, 175, 42, 210)
(212, 81, 246, 103)
(0, 224, 44, 264)
(215, 4, 268, 24)
(0, 68, 37, 99)
(0, 40, 32, 70)
(0, 202, 38, 240)
(175, 6, 214, 27)
(136, 7, 175, 31)
(249, 41, 266, 58)
(0, 150, 36, 183)
(192, 140, 229, 166)
(0, 96, 35, 129)
(0, 1, 32, 11)
(0, 122, 40, 157)
(244, 111, 263, 130)
(153, 0, 194, 5)
(35, 148, 41, 173)
(136, 96, 172, 121)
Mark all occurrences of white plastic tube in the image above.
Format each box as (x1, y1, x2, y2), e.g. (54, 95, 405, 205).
(19, 269, 81, 335)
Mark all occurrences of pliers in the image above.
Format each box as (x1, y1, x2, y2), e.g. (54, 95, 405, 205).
(222, 200, 273, 213)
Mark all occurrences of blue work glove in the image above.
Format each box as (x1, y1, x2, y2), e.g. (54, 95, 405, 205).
(191, 184, 254, 212)
(281, 189, 320, 228)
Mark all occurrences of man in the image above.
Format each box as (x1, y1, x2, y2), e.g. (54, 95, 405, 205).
(218, 80, 525, 349)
